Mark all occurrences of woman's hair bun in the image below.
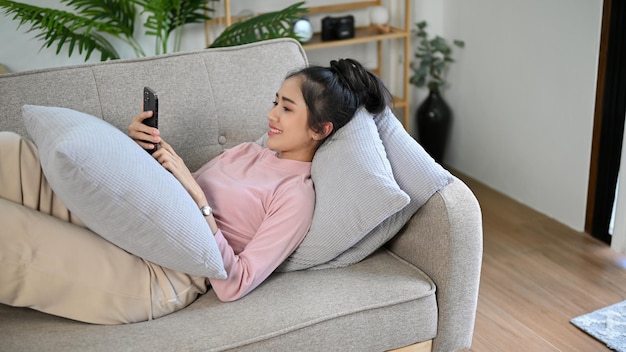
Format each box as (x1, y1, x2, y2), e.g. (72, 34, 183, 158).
(285, 57, 392, 143)
(329, 58, 391, 115)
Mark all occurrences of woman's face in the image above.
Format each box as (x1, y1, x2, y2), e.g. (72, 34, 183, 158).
(266, 76, 320, 162)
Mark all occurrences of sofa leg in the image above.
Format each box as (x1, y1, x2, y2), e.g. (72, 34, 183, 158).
(387, 340, 432, 352)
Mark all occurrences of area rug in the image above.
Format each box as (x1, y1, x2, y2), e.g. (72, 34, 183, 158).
(571, 300, 626, 352)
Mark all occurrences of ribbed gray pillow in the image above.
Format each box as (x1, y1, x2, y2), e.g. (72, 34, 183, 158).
(278, 108, 410, 271)
(313, 107, 453, 269)
(22, 105, 226, 278)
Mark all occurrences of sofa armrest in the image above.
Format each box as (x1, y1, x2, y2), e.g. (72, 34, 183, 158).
(386, 177, 483, 352)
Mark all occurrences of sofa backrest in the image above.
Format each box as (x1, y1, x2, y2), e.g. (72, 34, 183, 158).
(0, 39, 308, 172)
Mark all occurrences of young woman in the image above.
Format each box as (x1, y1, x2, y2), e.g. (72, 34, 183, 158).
(0, 58, 391, 324)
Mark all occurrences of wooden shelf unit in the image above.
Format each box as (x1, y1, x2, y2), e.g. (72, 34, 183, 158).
(206, 0, 411, 128)
(301, 25, 408, 49)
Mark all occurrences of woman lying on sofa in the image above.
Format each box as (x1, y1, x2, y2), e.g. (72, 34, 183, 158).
(0, 59, 392, 324)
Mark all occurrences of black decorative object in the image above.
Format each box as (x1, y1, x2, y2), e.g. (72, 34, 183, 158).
(409, 20, 464, 164)
(416, 87, 451, 163)
(321, 15, 355, 41)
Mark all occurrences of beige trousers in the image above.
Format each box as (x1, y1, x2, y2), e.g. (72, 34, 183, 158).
(0, 131, 208, 324)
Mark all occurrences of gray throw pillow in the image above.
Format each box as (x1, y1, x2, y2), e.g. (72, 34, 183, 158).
(22, 105, 226, 278)
(278, 108, 410, 271)
(312, 107, 453, 269)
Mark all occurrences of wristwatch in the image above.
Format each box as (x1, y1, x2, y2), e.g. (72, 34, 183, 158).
(200, 205, 212, 217)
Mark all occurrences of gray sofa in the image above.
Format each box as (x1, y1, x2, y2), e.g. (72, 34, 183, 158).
(0, 39, 482, 352)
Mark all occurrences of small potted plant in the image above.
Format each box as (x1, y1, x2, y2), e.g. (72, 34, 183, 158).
(410, 20, 464, 163)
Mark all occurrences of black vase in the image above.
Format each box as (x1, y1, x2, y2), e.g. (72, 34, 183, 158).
(416, 87, 452, 163)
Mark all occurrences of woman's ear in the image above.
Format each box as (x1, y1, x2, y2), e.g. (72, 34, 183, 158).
(318, 122, 333, 140)
(311, 122, 334, 141)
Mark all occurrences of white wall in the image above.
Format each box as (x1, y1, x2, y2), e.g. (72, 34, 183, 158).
(434, 0, 603, 231)
(0, 0, 604, 232)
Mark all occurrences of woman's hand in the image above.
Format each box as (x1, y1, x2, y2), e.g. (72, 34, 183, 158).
(154, 140, 220, 234)
(153, 140, 203, 202)
(128, 111, 161, 151)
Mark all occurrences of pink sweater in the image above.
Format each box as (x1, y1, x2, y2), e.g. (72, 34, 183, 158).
(193, 142, 314, 301)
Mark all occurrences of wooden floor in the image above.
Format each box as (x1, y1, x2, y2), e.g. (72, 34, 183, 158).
(454, 172, 626, 352)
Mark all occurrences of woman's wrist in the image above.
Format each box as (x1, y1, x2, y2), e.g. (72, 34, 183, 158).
(191, 188, 208, 208)
(204, 213, 219, 234)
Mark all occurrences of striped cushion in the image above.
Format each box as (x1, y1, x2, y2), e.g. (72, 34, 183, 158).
(22, 105, 226, 278)
(315, 107, 453, 268)
(278, 108, 410, 271)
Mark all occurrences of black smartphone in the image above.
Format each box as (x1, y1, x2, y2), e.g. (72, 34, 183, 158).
(142, 86, 158, 153)
(143, 86, 158, 128)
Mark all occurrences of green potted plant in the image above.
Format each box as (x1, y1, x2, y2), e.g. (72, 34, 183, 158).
(410, 20, 464, 163)
(0, 0, 218, 61)
(1, 0, 308, 62)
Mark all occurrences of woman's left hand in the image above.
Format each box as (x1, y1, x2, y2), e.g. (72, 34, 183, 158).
(153, 140, 208, 207)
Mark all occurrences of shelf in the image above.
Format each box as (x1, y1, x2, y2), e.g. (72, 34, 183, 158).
(206, 0, 411, 129)
(304, 1, 382, 15)
(302, 26, 408, 50)
(392, 95, 407, 106)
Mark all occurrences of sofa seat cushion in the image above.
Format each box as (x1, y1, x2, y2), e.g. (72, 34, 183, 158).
(0, 249, 437, 352)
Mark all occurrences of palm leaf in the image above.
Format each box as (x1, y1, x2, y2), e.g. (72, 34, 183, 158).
(65, 0, 144, 56)
(138, 0, 216, 54)
(136, 0, 167, 53)
(1, 0, 220, 61)
(66, 0, 136, 38)
(171, 0, 216, 51)
(209, 2, 307, 48)
(170, 0, 215, 28)
(0, 1, 121, 61)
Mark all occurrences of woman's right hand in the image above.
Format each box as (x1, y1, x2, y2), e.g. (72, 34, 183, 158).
(128, 111, 161, 151)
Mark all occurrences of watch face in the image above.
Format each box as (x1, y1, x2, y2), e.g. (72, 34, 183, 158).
(293, 18, 313, 43)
